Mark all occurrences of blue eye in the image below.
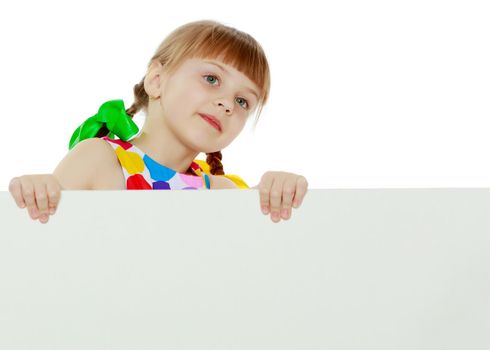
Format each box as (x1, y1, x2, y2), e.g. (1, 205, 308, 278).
(204, 75, 219, 85)
(235, 97, 249, 109)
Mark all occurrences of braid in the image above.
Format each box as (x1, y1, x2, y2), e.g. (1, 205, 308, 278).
(94, 124, 110, 138)
(126, 78, 148, 118)
(206, 151, 225, 175)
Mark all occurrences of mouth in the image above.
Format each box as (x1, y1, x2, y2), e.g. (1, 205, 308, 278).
(198, 113, 222, 132)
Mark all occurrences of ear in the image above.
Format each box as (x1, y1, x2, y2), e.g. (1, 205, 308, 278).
(144, 61, 167, 99)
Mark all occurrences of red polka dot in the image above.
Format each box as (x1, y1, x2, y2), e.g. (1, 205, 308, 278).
(127, 174, 152, 190)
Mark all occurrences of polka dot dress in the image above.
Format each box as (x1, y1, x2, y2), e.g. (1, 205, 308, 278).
(102, 137, 210, 190)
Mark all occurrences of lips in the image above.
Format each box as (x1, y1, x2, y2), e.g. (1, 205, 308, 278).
(199, 113, 222, 132)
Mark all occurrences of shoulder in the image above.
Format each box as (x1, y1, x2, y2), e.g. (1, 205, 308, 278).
(193, 160, 239, 189)
(209, 175, 239, 189)
(86, 138, 126, 190)
(72, 136, 111, 151)
(72, 137, 124, 190)
(53, 137, 119, 190)
(76, 137, 118, 165)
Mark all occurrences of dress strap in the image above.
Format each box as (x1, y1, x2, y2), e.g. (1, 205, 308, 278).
(190, 161, 211, 189)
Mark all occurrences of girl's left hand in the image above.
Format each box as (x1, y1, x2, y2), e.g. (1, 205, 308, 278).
(256, 171, 309, 223)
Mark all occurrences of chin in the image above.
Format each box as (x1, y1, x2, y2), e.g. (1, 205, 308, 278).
(201, 146, 224, 154)
(187, 139, 223, 154)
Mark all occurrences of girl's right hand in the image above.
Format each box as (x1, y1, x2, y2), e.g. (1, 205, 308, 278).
(8, 174, 62, 224)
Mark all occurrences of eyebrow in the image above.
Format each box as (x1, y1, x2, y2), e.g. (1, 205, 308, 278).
(202, 60, 259, 101)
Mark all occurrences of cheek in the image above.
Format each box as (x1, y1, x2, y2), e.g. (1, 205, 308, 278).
(228, 119, 247, 138)
(163, 83, 206, 114)
(186, 88, 207, 106)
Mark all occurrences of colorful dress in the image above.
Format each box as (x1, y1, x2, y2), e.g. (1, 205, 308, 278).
(101, 137, 249, 190)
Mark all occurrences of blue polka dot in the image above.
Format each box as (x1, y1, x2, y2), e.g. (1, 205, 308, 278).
(144, 155, 175, 181)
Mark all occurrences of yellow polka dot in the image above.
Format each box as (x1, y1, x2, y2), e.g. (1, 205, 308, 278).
(115, 146, 145, 174)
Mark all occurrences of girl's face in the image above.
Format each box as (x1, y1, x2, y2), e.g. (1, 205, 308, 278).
(154, 57, 260, 153)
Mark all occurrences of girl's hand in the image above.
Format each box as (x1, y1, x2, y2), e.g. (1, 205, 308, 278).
(8, 174, 62, 224)
(256, 171, 309, 223)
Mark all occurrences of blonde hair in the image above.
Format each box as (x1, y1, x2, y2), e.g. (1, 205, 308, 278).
(124, 20, 271, 176)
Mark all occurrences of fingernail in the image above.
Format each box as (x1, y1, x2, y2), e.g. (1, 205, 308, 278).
(49, 208, 55, 215)
(272, 212, 279, 220)
(262, 206, 269, 215)
(281, 209, 290, 219)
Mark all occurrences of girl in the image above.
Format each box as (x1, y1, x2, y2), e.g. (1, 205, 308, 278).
(8, 20, 308, 224)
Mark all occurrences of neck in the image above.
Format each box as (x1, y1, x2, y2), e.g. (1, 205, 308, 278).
(130, 116, 201, 174)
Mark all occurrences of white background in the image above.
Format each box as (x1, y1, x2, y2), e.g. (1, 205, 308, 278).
(1, 0, 489, 190)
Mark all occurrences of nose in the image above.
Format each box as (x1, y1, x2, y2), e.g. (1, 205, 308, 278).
(216, 99, 233, 115)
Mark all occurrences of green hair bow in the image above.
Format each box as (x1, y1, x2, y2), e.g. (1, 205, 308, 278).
(68, 100, 140, 150)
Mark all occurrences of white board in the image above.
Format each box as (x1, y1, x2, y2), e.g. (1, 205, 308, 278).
(0, 189, 489, 349)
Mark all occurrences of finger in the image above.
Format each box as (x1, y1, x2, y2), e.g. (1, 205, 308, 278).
(292, 176, 309, 208)
(280, 178, 296, 220)
(259, 173, 274, 215)
(38, 214, 50, 224)
(46, 178, 61, 215)
(21, 179, 38, 219)
(269, 177, 284, 222)
(34, 181, 49, 217)
(8, 177, 26, 209)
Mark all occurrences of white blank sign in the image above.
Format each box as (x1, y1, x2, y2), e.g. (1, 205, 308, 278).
(0, 189, 489, 349)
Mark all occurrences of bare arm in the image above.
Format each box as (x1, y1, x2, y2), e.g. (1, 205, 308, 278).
(213, 176, 259, 189)
(9, 137, 112, 224)
(53, 138, 110, 190)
